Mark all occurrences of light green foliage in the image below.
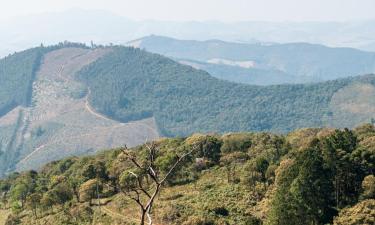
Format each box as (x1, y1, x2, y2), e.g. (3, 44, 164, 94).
(360, 175, 375, 200)
(0, 126, 373, 224)
(221, 133, 252, 154)
(333, 199, 375, 225)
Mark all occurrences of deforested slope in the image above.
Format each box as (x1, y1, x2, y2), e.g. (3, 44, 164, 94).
(0, 46, 160, 176)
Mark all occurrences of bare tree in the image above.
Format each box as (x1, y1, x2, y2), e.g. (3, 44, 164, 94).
(118, 143, 193, 225)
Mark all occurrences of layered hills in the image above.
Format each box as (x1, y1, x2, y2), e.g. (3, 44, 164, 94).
(1, 43, 375, 177)
(127, 35, 375, 85)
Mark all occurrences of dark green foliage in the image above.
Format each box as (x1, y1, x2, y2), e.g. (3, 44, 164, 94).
(78, 46, 375, 136)
(0, 47, 42, 116)
(267, 147, 333, 225)
(193, 136, 222, 164)
(322, 129, 364, 208)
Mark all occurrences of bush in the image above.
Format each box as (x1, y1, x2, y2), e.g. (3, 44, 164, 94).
(182, 216, 215, 225)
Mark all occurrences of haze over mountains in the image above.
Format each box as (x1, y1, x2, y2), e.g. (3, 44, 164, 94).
(128, 35, 375, 85)
(2, 9, 375, 57)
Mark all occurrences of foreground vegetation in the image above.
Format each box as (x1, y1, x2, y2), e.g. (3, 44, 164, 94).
(0, 124, 374, 224)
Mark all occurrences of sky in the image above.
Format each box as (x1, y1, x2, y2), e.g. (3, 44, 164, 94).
(1, 0, 375, 22)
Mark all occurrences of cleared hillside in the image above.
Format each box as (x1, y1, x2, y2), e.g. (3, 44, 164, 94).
(0, 47, 160, 176)
(128, 35, 375, 85)
(77, 46, 375, 137)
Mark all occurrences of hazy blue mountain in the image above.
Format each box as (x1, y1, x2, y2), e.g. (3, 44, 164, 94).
(127, 35, 375, 85)
(1, 9, 375, 57)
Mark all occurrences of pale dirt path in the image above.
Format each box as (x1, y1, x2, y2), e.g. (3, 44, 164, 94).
(85, 88, 159, 136)
(17, 48, 160, 170)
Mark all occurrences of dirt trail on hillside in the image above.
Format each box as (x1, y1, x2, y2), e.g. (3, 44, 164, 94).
(12, 47, 160, 171)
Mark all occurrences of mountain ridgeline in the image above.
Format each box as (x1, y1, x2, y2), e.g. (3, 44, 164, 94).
(127, 35, 375, 85)
(0, 43, 375, 177)
(77, 46, 375, 136)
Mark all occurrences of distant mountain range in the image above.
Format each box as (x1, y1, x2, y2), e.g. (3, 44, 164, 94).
(1, 9, 375, 57)
(127, 35, 375, 85)
(1, 44, 375, 176)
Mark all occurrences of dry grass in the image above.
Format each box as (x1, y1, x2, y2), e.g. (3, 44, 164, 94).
(0, 209, 10, 225)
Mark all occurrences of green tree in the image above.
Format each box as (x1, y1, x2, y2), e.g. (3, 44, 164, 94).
(10, 183, 29, 208)
(322, 129, 364, 208)
(268, 142, 335, 225)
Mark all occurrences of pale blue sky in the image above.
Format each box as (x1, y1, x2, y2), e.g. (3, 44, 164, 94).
(1, 0, 375, 22)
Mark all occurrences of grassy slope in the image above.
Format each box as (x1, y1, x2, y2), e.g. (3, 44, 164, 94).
(2, 125, 373, 225)
(0, 210, 10, 225)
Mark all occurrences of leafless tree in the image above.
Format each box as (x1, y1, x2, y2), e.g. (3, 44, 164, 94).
(119, 143, 193, 225)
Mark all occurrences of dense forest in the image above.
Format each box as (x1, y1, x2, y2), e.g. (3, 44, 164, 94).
(0, 124, 373, 224)
(77, 46, 375, 136)
(0, 47, 44, 117)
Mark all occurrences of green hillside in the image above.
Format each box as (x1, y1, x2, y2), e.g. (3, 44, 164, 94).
(0, 125, 373, 225)
(77, 46, 375, 136)
(0, 47, 44, 117)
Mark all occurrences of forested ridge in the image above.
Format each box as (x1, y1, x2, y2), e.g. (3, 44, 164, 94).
(2, 45, 375, 138)
(0, 47, 44, 117)
(0, 125, 374, 224)
(77, 46, 375, 136)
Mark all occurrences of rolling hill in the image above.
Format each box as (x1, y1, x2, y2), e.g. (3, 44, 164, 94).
(127, 35, 375, 85)
(1, 44, 375, 177)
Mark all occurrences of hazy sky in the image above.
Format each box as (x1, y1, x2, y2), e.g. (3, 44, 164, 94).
(1, 0, 375, 22)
